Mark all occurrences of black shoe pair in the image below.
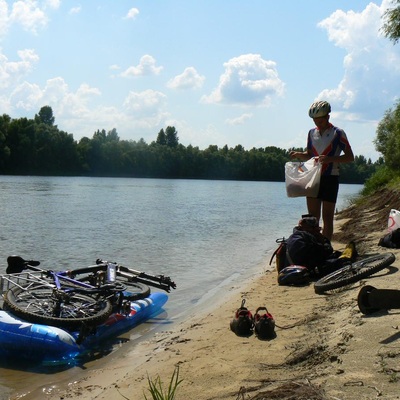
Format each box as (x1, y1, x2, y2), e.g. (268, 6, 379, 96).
(230, 299, 276, 340)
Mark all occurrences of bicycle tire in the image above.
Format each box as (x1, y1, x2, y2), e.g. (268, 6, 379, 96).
(314, 253, 395, 294)
(3, 284, 113, 330)
(122, 281, 151, 300)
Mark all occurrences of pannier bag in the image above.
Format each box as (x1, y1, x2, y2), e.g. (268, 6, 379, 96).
(285, 158, 321, 198)
(269, 238, 287, 273)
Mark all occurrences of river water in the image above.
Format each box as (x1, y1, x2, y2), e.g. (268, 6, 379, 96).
(0, 176, 362, 398)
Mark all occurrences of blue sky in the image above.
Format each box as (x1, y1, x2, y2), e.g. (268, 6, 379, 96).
(1, 0, 399, 161)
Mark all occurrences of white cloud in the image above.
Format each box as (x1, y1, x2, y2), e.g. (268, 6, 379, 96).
(202, 53, 285, 106)
(0, 0, 57, 37)
(317, 0, 400, 119)
(225, 113, 253, 125)
(10, 0, 48, 34)
(0, 48, 39, 89)
(121, 55, 163, 77)
(68, 6, 81, 15)
(123, 89, 166, 114)
(8, 77, 102, 118)
(125, 7, 139, 20)
(10, 80, 41, 109)
(42, 77, 69, 104)
(1, 62, 169, 139)
(0, 0, 9, 37)
(167, 67, 205, 90)
(174, 122, 226, 149)
(0, 94, 11, 114)
(6, 77, 123, 137)
(121, 89, 169, 129)
(17, 47, 39, 63)
(44, 0, 60, 10)
(59, 104, 129, 138)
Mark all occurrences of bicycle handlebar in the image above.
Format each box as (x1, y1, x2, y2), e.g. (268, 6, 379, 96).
(96, 259, 177, 293)
(117, 266, 176, 292)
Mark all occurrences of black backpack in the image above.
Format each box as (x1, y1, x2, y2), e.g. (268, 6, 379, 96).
(286, 229, 333, 269)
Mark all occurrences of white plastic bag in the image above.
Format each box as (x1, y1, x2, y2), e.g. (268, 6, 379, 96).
(285, 158, 322, 198)
(388, 209, 400, 232)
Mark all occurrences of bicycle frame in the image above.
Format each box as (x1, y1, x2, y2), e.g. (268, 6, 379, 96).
(1, 257, 176, 339)
(2, 256, 176, 300)
(0, 263, 124, 317)
(3, 260, 120, 292)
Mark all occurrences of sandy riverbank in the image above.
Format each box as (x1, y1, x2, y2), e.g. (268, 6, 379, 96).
(13, 188, 400, 400)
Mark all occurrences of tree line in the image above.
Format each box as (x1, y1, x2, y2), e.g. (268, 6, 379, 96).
(0, 106, 380, 184)
(359, 0, 400, 194)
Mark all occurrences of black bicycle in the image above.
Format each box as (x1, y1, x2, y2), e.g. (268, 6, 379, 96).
(0, 256, 176, 332)
(314, 252, 395, 294)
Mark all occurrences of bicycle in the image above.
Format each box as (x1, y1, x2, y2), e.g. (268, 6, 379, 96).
(0, 256, 176, 335)
(314, 252, 396, 294)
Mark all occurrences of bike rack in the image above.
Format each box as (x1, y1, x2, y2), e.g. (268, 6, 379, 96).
(0, 271, 53, 296)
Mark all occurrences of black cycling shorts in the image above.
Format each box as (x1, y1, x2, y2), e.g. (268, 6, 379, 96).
(315, 175, 339, 203)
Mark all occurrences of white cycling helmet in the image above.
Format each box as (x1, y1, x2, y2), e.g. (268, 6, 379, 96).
(308, 101, 331, 118)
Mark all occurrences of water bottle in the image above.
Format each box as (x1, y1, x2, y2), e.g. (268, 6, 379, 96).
(107, 263, 116, 282)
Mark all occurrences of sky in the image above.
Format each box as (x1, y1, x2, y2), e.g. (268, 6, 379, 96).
(1, 1, 400, 161)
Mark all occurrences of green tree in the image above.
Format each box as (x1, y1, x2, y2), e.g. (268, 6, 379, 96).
(77, 137, 93, 173)
(0, 114, 11, 170)
(35, 105, 55, 126)
(6, 118, 36, 173)
(0, 114, 378, 183)
(156, 128, 167, 145)
(165, 126, 179, 147)
(93, 129, 107, 143)
(382, 0, 400, 43)
(106, 128, 120, 142)
(374, 100, 400, 169)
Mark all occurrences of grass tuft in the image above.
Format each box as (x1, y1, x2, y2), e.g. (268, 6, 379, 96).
(143, 366, 183, 400)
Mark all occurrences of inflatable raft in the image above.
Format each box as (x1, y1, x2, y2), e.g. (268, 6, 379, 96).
(0, 292, 168, 365)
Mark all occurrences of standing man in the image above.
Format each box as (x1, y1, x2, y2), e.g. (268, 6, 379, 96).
(289, 101, 354, 240)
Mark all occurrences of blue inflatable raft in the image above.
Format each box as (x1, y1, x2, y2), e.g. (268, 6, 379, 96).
(0, 292, 168, 365)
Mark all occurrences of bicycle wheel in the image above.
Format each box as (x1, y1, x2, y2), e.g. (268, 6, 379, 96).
(3, 284, 113, 330)
(314, 253, 395, 294)
(122, 281, 151, 300)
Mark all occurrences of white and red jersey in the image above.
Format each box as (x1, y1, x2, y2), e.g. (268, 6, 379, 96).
(307, 124, 352, 176)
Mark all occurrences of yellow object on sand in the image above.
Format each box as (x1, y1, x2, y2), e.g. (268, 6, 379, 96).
(338, 241, 357, 261)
